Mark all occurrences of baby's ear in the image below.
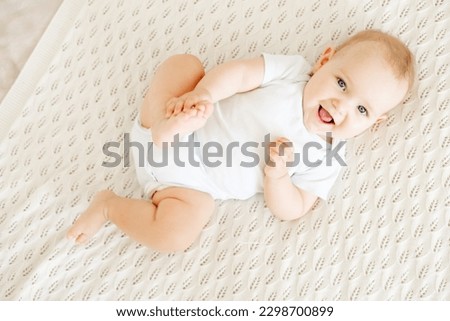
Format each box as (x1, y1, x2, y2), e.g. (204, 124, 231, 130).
(312, 47, 336, 73)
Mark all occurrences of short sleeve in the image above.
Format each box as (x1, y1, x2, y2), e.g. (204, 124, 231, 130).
(262, 53, 311, 85)
(290, 140, 346, 201)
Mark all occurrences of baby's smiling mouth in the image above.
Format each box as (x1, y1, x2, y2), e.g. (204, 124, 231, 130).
(318, 105, 335, 124)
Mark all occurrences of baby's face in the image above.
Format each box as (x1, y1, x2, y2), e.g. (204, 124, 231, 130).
(302, 42, 409, 140)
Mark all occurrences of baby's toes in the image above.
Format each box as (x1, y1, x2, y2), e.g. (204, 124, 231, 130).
(75, 233, 89, 244)
(66, 225, 83, 242)
(195, 104, 205, 112)
(183, 108, 197, 117)
(68, 222, 94, 244)
(66, 214, 93, 242)
(66, 229, 77, 241)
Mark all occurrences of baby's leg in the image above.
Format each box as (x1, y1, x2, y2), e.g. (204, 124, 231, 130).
(141, 54, 211, 145)
(67, 187, 215, 252)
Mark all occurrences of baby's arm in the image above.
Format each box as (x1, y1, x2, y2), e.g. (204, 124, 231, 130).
(166, 56, 265, 116)
(197, 56, 265, 102)
(264, 137, 318, 220)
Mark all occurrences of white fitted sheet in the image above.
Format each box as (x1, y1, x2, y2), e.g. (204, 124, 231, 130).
(0, 0, 449, 300)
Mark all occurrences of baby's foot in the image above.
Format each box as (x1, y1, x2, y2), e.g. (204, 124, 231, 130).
(152, 104, 213, 146)
(66, 190, 115, 244)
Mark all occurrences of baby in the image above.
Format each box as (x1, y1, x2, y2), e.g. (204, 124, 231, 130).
(67, 30, 415, 252)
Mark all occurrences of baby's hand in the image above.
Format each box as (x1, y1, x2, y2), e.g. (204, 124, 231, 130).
(264, 137, 295, 179)
(165, 87, 213, 118)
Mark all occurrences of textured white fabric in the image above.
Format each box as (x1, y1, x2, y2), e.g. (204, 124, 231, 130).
(0, 0, 449, 300)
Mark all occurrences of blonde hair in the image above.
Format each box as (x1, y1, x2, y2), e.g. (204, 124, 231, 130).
(336, 30, 415, 92)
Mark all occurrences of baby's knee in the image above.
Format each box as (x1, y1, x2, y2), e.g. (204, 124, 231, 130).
(148, 188, 215, 252)
(163, 54, 205, 77)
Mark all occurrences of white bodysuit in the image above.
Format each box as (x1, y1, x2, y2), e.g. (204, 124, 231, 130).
(130, 53, 345, 200)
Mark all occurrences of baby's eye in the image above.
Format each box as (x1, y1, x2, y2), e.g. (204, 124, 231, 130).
(357, 105, 368, 116)
(337, 78, 346, 91)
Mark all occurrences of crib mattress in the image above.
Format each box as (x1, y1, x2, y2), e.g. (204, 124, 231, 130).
(0, 0, 449, 300)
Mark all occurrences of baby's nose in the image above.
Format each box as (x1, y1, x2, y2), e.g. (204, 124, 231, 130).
(331, 99, 352, 126)
(331, 99, 345, 117)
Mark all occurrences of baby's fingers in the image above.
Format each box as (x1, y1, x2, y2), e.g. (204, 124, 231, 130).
(276, 139, 294, 160)
(173, 99, 186, 115)
(268, 151, 285, 168)
(271, 143, 292, 164)
(269, 145, 279, 156)
(165, 98, 177, 117)
(276, 136, 290, 143)
(269, 147, 284, 164)
(183, 96, 199, 111)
